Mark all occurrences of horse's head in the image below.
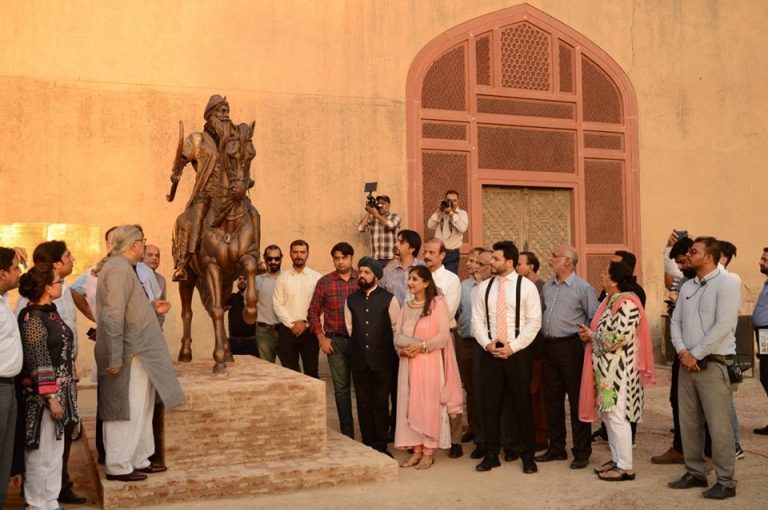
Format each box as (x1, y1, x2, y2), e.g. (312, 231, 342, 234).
(222, 121, 256, 201)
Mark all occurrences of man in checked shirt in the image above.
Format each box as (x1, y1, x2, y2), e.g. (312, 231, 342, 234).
(308, 242, 359, 439)
(358, 195, 401, 268)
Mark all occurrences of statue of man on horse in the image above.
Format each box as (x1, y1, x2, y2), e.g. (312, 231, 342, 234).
(167, 94, 261, 374)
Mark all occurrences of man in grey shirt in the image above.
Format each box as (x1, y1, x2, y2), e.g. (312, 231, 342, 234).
(668, 237, 739, 500)
(254, 245, 283, 363)
(535, 245, 598, 469)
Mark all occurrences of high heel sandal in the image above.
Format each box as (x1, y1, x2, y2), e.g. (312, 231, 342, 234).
(400, 453, 423, 468)
(415, 455, 434, 470)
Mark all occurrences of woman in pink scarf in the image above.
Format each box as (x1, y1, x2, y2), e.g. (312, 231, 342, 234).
(577, 261, 655, 481)
(394, 266, 463, 470)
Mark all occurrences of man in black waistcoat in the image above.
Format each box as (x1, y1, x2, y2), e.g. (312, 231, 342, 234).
(344, 257, 400, 455)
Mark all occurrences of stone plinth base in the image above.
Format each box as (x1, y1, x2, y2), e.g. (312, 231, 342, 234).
(85, 357, 397, 508)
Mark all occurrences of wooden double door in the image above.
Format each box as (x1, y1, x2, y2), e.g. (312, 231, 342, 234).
(482, 186, 571, 281)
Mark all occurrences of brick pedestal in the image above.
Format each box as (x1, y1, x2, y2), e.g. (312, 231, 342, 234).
(86, 357, 397, 508)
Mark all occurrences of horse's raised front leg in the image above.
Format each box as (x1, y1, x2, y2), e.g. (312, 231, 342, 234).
(178, 278, 196, 362)
(205, 264, 229, 374)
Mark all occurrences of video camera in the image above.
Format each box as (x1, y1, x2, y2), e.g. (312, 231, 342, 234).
(364, 182, 379, 211)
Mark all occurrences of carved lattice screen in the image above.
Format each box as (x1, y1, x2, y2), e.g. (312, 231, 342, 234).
(409, 5, 640, 286)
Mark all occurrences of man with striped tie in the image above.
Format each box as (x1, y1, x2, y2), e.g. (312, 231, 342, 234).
(471, 241, 542, 474)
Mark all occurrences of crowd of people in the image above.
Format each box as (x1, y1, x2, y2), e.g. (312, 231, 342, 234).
(225, 197, 756, 502)
(0, 199, 760, 506)
(0, 225, 184, 509)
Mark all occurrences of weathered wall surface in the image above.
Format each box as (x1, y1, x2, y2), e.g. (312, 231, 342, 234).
(2, 1, 766, 370)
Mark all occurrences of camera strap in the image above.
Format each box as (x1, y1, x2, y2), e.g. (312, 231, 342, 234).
(484, 275, 523, 341)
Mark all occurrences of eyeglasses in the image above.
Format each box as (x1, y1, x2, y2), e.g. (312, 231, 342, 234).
(265, 256, 282, 262)
(49, 280, 65, 287)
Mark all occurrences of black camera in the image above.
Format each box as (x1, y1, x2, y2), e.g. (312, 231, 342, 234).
(440, 199, 453, 211)
(364, 182, 380, 211)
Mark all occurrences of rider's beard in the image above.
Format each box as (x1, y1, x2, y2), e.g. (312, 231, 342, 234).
(208, 116, 231, 139)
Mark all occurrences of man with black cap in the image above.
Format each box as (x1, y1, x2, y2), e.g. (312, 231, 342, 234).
(345, 257, 400, 455)
(171, 94, 241, 281)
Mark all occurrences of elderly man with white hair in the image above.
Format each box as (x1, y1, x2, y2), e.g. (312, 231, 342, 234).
(94, 225, 185, 482)
(534, 245, 599, 470)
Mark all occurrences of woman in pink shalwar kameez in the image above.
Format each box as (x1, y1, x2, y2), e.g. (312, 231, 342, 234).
(394, 266, 463, 469)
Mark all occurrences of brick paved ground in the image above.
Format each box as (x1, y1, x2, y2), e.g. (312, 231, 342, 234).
(6, 357, 768, 509)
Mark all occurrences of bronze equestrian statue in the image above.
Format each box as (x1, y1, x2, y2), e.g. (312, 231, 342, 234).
(168, 95, 261, 374)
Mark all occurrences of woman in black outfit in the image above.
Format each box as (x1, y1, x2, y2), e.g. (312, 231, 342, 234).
(17, 264, 79, 510)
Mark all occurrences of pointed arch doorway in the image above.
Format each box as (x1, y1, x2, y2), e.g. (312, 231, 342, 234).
(407, 4, 641, 286)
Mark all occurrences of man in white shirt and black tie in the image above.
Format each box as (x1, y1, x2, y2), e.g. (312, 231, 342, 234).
(471, 241, 542, 474)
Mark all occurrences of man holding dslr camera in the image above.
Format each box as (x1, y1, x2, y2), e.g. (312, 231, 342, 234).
(358, 194, 401, 268)
(427, 190, 469, 275)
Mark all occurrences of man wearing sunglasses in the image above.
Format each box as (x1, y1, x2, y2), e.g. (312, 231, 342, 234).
(254, 245, 283, 363)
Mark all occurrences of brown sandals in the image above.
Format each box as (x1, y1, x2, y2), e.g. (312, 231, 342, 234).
(597, 466, 636, 481)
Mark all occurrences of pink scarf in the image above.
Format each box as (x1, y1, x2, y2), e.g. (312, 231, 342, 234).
(578, 293, 656, 423)
(404, 297, 464, 440)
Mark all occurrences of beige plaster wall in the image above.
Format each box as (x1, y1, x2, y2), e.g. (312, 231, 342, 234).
(2, 1, 767, 371)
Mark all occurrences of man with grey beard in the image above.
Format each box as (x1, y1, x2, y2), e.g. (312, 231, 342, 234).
(171, 94, 239, 281)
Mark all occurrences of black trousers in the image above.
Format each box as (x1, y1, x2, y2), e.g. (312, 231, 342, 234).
(353, 367, 392, 452)
(277, 325, 319, 378)
(148, 400, 165, 466)
(671, 356, 682, 452)
(388, 351, 399, 438)
(542, 336, 591, 460)
(229, 336, 259, 357)
(480, 347, 535, 461)
(60, 421, 76, 492)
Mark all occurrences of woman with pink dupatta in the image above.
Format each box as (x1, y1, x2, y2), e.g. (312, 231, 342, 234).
(577, 262, 656, 481)
(394, 266, 463, 469)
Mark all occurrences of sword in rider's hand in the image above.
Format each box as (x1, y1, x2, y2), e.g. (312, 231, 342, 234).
(166, 120, 185, 202)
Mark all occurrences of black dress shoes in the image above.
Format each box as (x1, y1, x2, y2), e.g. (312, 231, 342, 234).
(58, 487, 87, 504)
(449, 443, 464, 458)
(522, 460, 538, 474)
(702, 483, 736, 500)
(570, 458, 589, 469)
(470, 446, 487, 459)
(475, 454, 501, 472)
(106, 471, 148, 482)
(137, 465, 168, 474)
(668, 472, 708, 489)
(534, 451, 567, 462)
(754, 425, 768, 435)
(503, 449, 520, 462)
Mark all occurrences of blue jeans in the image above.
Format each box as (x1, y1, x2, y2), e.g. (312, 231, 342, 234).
(328, 335, 354, 438)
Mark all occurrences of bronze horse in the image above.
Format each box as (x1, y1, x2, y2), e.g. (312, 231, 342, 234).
(172, 122, 261, 374)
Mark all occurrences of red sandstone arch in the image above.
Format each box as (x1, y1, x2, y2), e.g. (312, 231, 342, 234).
(406, 4, 641, 286)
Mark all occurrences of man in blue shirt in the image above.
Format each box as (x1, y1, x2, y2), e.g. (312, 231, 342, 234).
(668, 237, 739, 500)
(752, 247, 768, 435)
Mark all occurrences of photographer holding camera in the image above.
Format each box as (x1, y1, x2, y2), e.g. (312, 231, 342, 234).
(358, 195, 401, 267)
(427, 190, 469, 275)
